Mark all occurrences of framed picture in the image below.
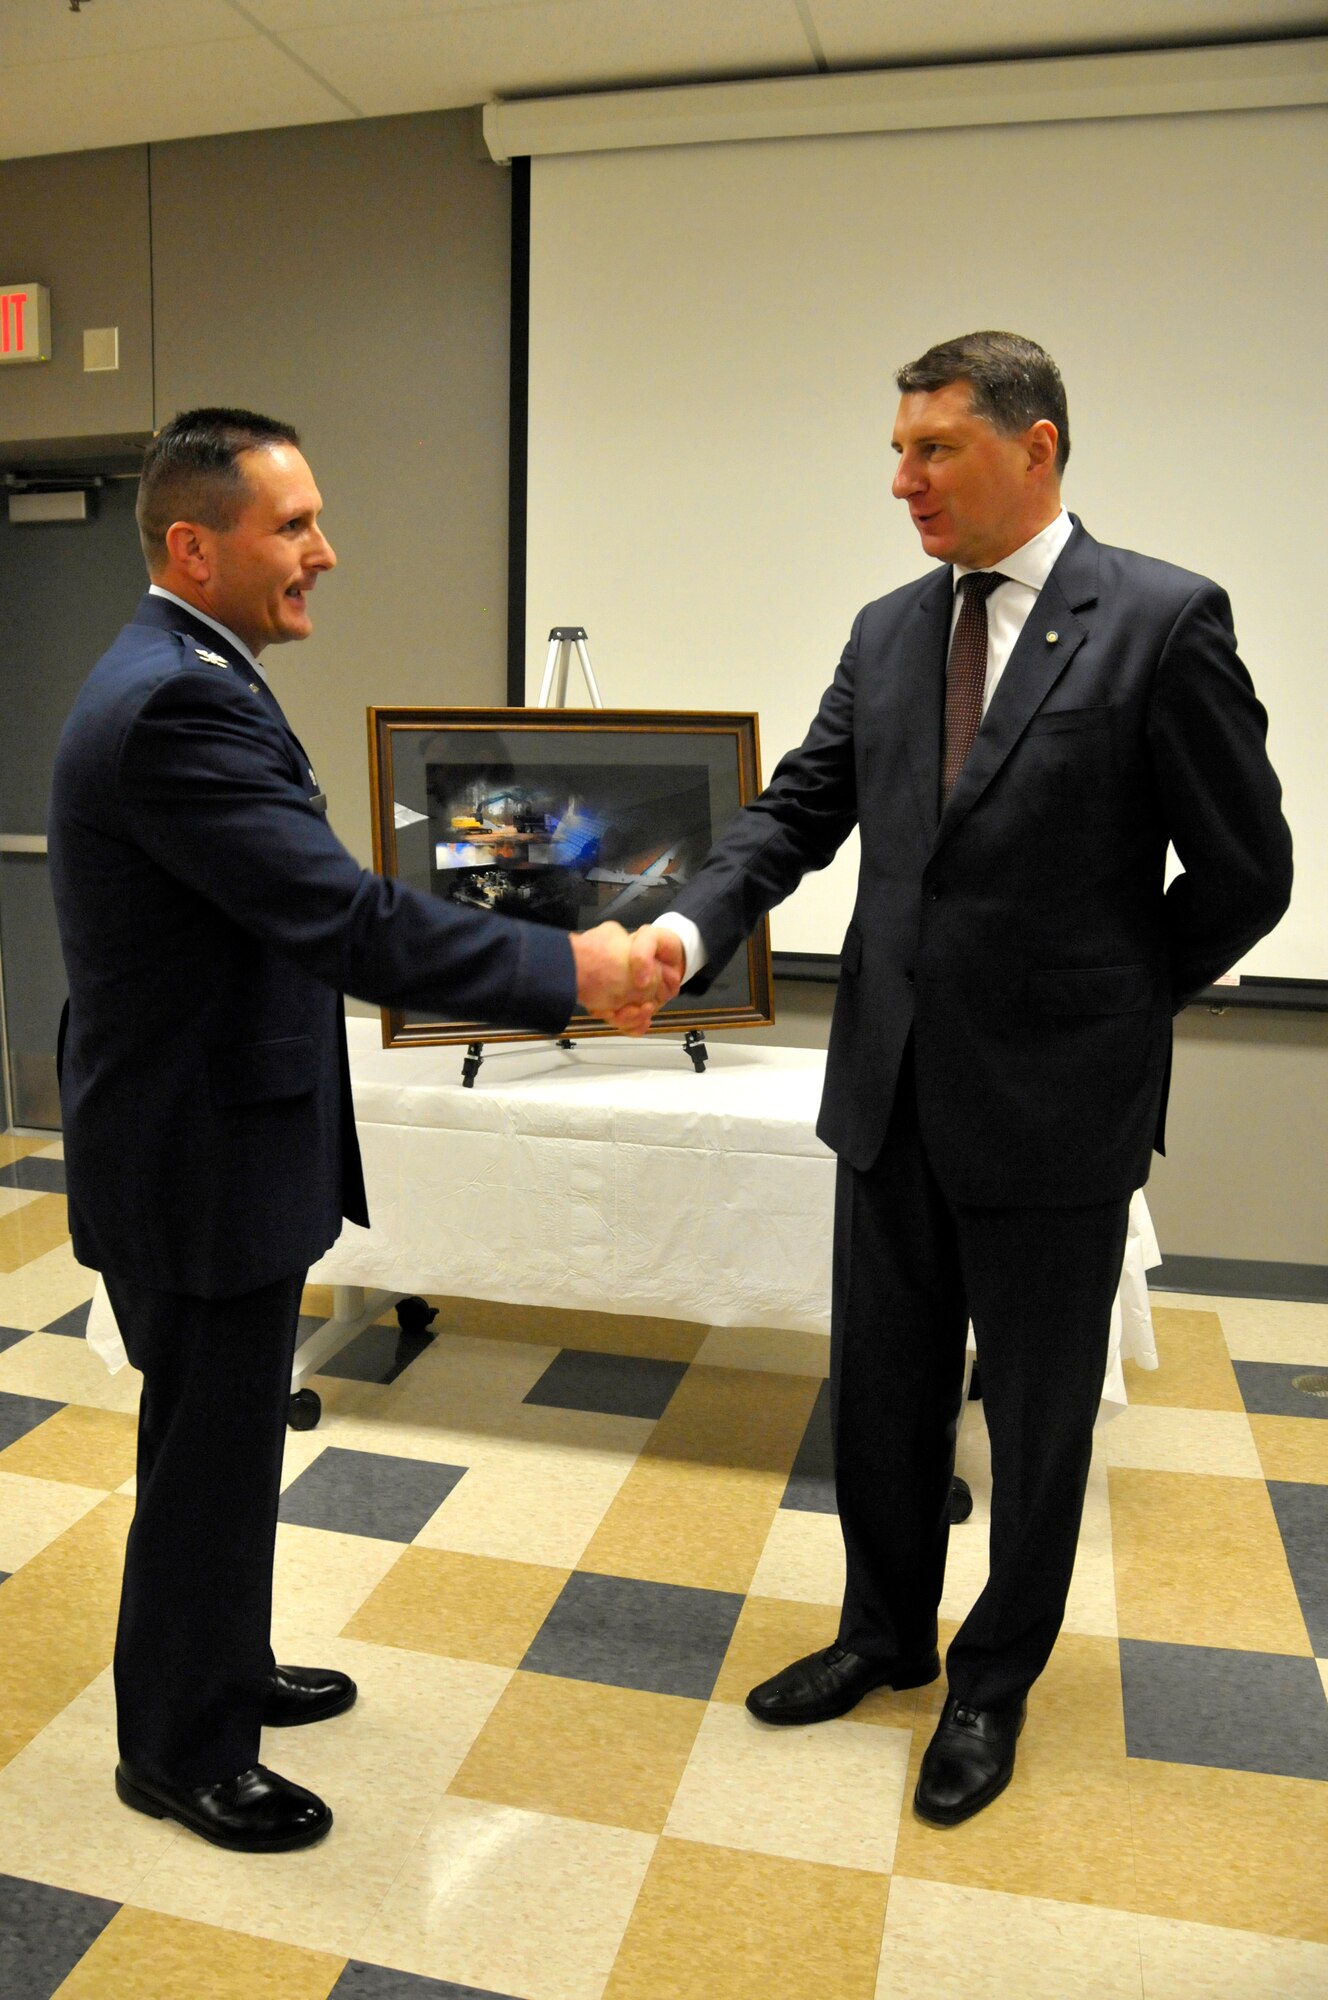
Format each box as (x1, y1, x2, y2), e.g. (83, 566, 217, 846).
(367, 707, 774, 1047)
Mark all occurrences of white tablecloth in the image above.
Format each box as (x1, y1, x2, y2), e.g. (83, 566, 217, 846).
(91, 1018, 1161, 1413)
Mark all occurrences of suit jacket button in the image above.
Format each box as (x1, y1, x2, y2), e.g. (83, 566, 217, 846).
(903, 971, 915, 985)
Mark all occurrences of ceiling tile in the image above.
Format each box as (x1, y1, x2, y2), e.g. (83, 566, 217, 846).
(806, 0, 1328, 69)
(279, 0, 815, 116)
(0, 37, 355, 162)
(0, 0, 242, 68)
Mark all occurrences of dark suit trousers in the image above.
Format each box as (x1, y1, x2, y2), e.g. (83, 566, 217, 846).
(832, 1043, 1129, 1709)
(104, 1269, 304, 1785)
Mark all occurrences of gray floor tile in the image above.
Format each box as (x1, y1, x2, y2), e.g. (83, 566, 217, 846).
(0, 1391, 65, 1453)
(1232, 1359, 1328, 1420)
(1119, 1638, 1328, 1779)
(333, 1963, 522, 1998)
(0, 1327, 32, 1356)
(523, 1348, 686, 1420)
(277, 1446, 467, 1543)
(0, 1871, 119, 2000)
(1267, 1481, 1328, 1653)
(40, 1302, 90, 1338)
(781, 1379, 835, 1513)
(521, 1570, 743, 1699)
(318, 1321, 437, 1386)
(0, 1158, 65, 1194)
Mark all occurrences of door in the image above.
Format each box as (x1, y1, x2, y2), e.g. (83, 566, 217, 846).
(0, 474, 145, 1128)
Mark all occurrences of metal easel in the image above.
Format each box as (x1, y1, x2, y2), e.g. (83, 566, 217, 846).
(460, 627, 707, 1086)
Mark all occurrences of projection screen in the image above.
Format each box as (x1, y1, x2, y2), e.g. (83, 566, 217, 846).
(524, 92, 1326, 981)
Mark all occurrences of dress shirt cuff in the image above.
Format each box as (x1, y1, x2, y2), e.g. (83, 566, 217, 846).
(653, 911, 707, 983)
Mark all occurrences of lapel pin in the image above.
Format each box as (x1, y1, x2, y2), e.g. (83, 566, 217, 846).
(1045, 630, 1059, 644)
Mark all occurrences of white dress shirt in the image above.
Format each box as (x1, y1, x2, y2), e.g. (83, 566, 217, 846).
(656, 508, 1074, 982)
(147, 583, 269, 682)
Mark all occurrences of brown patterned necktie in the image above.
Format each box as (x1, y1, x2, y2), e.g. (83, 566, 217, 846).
(941, 570, 1005, 804)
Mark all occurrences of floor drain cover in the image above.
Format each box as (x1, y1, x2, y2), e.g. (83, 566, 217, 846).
(1292, 1372, 1328, 1398)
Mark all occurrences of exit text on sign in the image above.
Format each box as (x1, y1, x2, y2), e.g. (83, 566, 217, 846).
(0, 286, 52, 364)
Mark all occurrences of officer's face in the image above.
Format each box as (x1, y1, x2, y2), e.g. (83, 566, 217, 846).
(891, 380, 1058, 570)
(201, 445, 336, 655)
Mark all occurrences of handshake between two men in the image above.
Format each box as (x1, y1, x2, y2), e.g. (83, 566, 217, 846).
(569, 922, 688, 1034)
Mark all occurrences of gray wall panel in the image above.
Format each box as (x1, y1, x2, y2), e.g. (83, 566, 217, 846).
(0, 147, 153, 445)
(149, 110, 512, 866)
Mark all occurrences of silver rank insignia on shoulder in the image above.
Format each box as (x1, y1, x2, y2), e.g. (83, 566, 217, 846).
(194, 646, 231, 667)
(308, 768, 317, 786)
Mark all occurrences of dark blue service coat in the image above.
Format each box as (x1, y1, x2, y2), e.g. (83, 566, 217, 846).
(49, 594, 576, 1298)
(670, 520, 1293, 1206)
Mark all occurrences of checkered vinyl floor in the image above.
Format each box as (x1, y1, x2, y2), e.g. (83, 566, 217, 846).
(0, 1130, 1325, 1999)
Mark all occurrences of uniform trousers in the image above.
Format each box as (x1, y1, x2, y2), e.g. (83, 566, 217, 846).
(104, 1269, 305, 1786)
(831, 1042, 1129, 1710)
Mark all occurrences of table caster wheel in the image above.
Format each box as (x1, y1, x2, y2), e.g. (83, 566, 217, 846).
(395, 1295, 439, 1337)
(288, 1387, 321, 1430)
(947, 1475, 973, 1524)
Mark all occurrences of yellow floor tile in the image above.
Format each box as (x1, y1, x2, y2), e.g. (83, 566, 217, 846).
(0, 1668, 178, 1903)
(579, 1454, 792, 1594)
(579, 1350, 817, 1594)
(51, 1905, 343, 2000)
(357, 1796, 657, 2000)
(647, 1365, 821, 1475)
(450, 1671, 703, 1833)
(300, 1283, 336, 1318)
(1128, 1761, 1328, 1943)
(876, 1877, 1143, 1999)
(693, 1326, 830, 1377)
(0, 1495, 132, 1771)
(0, 1193, 70, 1273)
(0, 1133, 46, 1167)
(0, 1330, 142, 1414)
(893, 1632, 1136, 1911)
(395, 1292, 708, 1363)
(1249, 1413, 1328, 1484)
(0, 1468, 107, 1571)
(342, 1546, 571, 1667)
(0, 1404, 138, 1488)
(1097, 1404, 1262, 1478)
(1124, 1308, 1243, 1410)
(602, 1836, 890, 2000)
(665, 1701, 910, 1873)
(1137, 1912, 1328, 1997)
(1109, 1468, 1311, 1653)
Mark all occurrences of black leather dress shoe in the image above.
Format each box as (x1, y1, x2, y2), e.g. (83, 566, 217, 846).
(746, 1643, 940, 1725)
(913, 1694, 1027, 1826)
(262, 1664, 358, 1727)
(115, 1761, 333, 1852)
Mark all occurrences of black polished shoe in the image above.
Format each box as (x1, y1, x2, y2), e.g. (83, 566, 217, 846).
(115, 1761, 333, 1852)
(913, 1694, 1027, 1826)
(746, 1643, 940, 1725)
(262, 1664, 358, 1728)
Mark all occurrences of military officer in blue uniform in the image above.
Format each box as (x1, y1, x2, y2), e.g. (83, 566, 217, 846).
(48, 407, 675, 1852)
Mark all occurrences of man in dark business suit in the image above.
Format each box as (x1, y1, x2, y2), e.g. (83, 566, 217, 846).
(48, 407, 675, 1852)
(639, 333, 1292, 1824)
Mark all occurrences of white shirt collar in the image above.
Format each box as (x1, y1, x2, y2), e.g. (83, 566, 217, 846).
(952, 508, 1073, 596)
(148, 584, 268, 681)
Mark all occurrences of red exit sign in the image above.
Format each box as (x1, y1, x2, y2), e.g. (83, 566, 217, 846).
(0, 284, 52, 364)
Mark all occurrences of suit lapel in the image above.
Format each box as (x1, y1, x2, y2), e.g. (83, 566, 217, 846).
(933, 523, 1100, 849)
(897, 567, 953, 842)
